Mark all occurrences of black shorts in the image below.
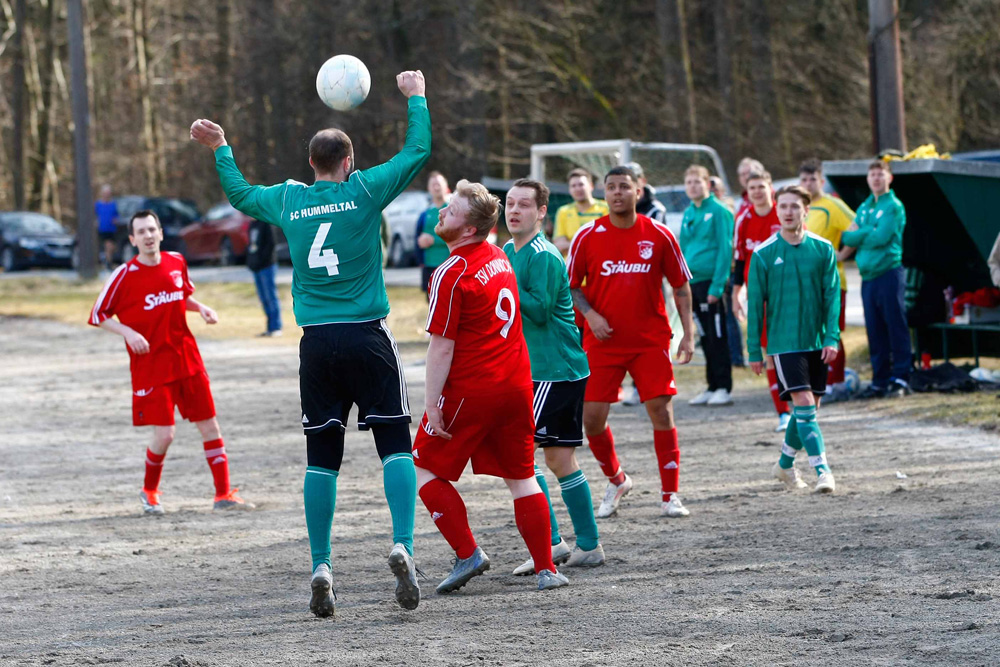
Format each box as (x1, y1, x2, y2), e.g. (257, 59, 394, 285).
(299, 319, 411, 433)
(421, 265, 437, 295)
(533, 378, 587, 447)
(772, 350, 827, 401)
(98, 231, 116, 242)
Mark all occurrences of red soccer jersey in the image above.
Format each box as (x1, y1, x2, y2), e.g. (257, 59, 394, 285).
(89, 252, 205, 391)
(735, 205, 781, 283)
(567, 214, 691, 351)
(426, 241, 533, 396)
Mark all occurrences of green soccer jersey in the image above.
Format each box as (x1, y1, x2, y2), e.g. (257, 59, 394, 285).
(503, 233, 589, 382)
(214, 96, 431, 326)
(679, 194, 734, 298)
(841, 189, 905, 281)
(747, 231, 841, 362)
(419, 204, 449, 267)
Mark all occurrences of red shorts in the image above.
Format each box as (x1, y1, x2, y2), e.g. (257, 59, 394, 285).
(132, 371, 216, 427)
(412, 387, 535, 482)
(584, 346, 677, 403)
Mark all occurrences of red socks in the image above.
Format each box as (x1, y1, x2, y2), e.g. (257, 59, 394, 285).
(203, 438, 230, 498)
(514, 493, 556, 573)
(419, 478, 477, 559)
(653, 429, 680, 502)
(144, 448, 165, 492)
(588, 426, 623, 482)
(766, 367, 790, 416)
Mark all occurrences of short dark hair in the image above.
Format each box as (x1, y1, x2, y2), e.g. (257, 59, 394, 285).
(868, 159, 891, 173)
(510, 178, 550, 209)
(604, 165, 637, 183)
(799, 158, 823, 176)
(129, 209, 161, 234)
(746, 170, 772, 185)
(774, 185, 811, 207)
(567, 168, 594, 184)
(309, 129, 353, 174)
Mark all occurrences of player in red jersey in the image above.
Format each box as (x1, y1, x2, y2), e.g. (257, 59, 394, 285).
(89, 211, 250, 515)
(567, 166, 696, 519)
(414, 180, 568, 594)
(731, 170, 791, 432)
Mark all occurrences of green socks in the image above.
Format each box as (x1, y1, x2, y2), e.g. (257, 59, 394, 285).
(793, 405, 830, 475)
(558, 470, 600, 551)
(381, 453, 417, 556)
(304, 466, 338, 571)
(535, 465, 562, 546)
(779, 414, 803, 469)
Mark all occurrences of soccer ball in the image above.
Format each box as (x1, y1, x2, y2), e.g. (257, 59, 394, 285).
(316, 55, 371, 111)
(843, 368, 860, 396)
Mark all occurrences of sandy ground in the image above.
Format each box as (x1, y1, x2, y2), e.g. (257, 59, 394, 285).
(1, 314, 998, 667)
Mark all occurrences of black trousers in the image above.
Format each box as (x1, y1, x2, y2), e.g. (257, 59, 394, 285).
(690, 280, 733, 392)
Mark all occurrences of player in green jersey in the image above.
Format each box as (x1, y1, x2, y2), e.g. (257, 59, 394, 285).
(502, 178, 605, 575)
(747, 186, 840, 494)
(190, 70, 430, 617)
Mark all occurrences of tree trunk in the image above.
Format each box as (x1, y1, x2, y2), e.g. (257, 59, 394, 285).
(656, 0, 697, 141)
(746, 0, 791, 170)
(133, 0, 160, 191)
(11, 0, 27, 209)
(712, 0, 736, 178)
(28, 0, 57, 212)
(213, 0, 230, 124)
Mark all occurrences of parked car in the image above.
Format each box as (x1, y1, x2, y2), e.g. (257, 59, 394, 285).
(114, 196, 200, 263)
(0, 211, 77, 272)
(384, 190, 431, 267)
(180, 202, 251, 265)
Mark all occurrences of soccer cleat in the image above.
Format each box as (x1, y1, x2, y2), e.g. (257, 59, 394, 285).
(309, 563, 336, 618)
(213, 488, 255, 511)
(621, 386, 641, 406)
(660, 495, 691, 518)
(857, 384, 888, 400)
(775, 412, 792, 432)
(688, 390, 713, 406)
(772, 462, 808, 490)
(436, 546, 491, 594)
(565, 543, 605, 568)
(139, 489, 164, 516)
(512, 538, 572, 576)
(387, 543, 420, 610)
(885, 379, 912, 398)
(596, 474, 633, 518)
(536, 569, 569, 591)
(814, 471, 836, 494)
(707, 388, 734, 406)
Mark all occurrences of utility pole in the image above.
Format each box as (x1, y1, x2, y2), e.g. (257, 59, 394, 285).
(67, 0, 97, 279)
(12, 0, 26, 209)
(868, 0, 907, 155)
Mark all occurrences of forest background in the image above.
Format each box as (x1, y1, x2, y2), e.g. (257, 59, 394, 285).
(2, 0, 999, 225)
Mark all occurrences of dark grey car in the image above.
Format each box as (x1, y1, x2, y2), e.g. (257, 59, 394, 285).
(0, 212, 76, 272)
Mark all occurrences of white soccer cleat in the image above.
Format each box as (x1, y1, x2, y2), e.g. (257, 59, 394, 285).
(688, 390, 713, 406)
(596, 474, 633, 518)
(536, 569, 569, 591)
(775, 412, 792, 432)
(660, 495, 690, 518)
(511, 538, 572, 576)
(309, 563, 336, 618)
(621, 386, 641, 406)
(565, 544, 605, 568)
(772, 462, 808, 490)
(707, 388, 733, 406)
(814, 471, 836, 494)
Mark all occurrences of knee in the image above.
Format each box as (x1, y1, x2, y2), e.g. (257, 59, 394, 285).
(544, 447, 577, 478)
(582, 411, 607, 436)
(152, 427, 175, 453)
(197, 418, 221, 441)
(505, 476, 541, 499)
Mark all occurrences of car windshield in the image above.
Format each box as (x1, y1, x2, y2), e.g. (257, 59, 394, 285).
(4, 213, 66, 235)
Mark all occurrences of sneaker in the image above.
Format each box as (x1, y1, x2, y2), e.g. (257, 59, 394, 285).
(309, 563, 336, 618)
(536, 569, 569, 591)
(660, 495, 690, 518)
(688, 390, 713, 406)
(213, 488, 255, 511)
(139, 489, 164, 516)
(775, 412, 791, 432)
(772, 462, 808, 490)
(387, 543, 420, 610)
(707, 388, 733, 406)
(622, 386, 641, 406)
(512, 538, 571, 576)
(565, 544, 605, 568)
(436, 546, 491, 594)
(857, 384, 888, 400)
(814, 471, 836, 494)
(596, 474, 633, 518)
(885, 379, 912, 398)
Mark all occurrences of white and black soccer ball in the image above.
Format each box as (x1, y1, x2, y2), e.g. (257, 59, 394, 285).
(843, 367, 861, 396)
(316, 55, 371, 111)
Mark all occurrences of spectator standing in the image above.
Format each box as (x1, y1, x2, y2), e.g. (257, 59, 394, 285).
(246, 217, 282, 337)
(627, 162, 667, 223)
(416, 171, 451, 298)
(553, 169, 609, 255)
(95, 184, 120, 270)
(842, 160, 912, 398)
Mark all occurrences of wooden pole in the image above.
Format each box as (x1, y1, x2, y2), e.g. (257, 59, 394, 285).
(868, 0, 907, 154)
(68, 0, 97, 279)
(12, 0, 26, 210)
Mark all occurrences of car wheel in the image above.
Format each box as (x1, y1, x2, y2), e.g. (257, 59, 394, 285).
(389, 236, 406, 268)
(120, 242, 136, 264)
(1, 247, 18, 272)
(219, 238, 234, 267)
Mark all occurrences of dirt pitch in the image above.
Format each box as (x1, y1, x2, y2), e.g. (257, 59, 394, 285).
(2, 314, 999, 667)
